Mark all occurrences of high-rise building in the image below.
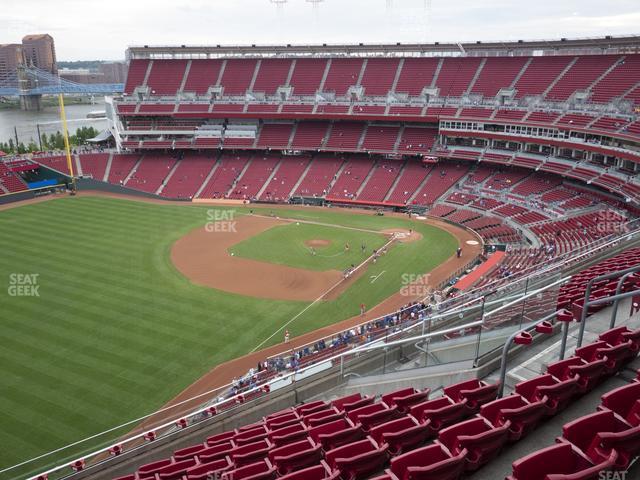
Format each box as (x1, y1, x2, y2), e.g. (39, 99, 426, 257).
(22, 34, 57, 74)
(0, 44, 24, 80)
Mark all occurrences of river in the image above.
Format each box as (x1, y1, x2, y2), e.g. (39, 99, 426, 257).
(0, 99, 109, 147)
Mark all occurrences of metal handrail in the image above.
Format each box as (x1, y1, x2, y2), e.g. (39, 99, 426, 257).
(577, 264, 640, 347)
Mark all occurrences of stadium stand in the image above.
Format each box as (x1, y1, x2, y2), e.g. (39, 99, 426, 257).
(78, 153, 110, 181)
(198, 153, 250, 199)
(259, 155, 311, 202)
(101, 323, 639, 480)
(9, 36, 640, 480)
(0, 161, 28, 193)
(159, 153, 216, 199)
(228, 153, 280, 200)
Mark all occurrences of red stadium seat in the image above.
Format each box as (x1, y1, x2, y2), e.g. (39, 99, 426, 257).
(173, 443, 207, 461)
(206, 430, 236, 446)
(408, 396, 468, 437)
(546, 356, 607, 394)
(381, 388, 430, 413)
(599, 326, 640, 359)
(308, 418, 365, 451)
(185, 458, 231, 480)
(507, 442, 618, 480)
(268, 422, 308, 447)
(268, 438, 323, 475)
(266, 412, 300, 430)
(515, 374, 580, 415)
(229, 439, 272, 467)
(156, 459, 198, 480)
(381, 443, 466, 480)
(220, 459, 277, 480)
(480, 394, 547, 442)
(346, 402, 400, 432)
(575, 340, 632, 374)
(560, 409, 640, 470)
(303, 407, 344, 427)
(197, 441, 234, 462)
(443, 379, 499, 413)
(600, 382, 640, 426)
(332, 393, 375, 412)
(234, 425, 269, 445)
(368, 415, 430, 455)
(277, 461, 340, 480)
(325, 438, 389, 480)
(438, 417, 509, 472)
(137, 459, 173, 479)
(296, 400, 329, 416)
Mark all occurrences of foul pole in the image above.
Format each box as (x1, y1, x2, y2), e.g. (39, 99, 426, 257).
(58, 93, 77, 192)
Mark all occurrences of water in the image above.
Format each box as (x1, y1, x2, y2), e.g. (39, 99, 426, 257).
(0, 99, 108, 147)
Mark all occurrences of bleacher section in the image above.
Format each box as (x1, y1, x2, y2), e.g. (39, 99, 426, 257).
(0, 161, 27, 193)
(323, 59, 363, 95)
(294, 156, 344, 198)
(326, 156, 374, 201)
(121, 53, 640, 110)
(412, 163, 470, 206)
(198, 153, 250, 199)
(228, 154, 280, 200)
(356, 161, 402, 203)
(125, 154, 177, 193)
(288, 59, 327, 95)
(106, 319, 640, 480)
(160, 154, 216, 199)
(260, 156, 311, 202)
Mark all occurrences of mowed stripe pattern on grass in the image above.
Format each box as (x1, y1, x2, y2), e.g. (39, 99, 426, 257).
(0, 197, 304, 471)
(0, 197, 458, 474)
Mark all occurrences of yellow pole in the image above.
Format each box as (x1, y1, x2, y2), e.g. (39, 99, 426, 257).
(58, 93, 77, 192)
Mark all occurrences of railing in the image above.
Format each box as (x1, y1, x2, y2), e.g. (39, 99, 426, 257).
(114, 94, 640, 119)
(8, 221, 640, 480)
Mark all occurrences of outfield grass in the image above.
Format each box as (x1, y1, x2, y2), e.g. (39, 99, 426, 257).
(0, 196, 457, 476)
(229, 222, 388, 271)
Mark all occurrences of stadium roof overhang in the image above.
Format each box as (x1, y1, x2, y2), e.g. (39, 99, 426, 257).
(127, 34, 640, 59)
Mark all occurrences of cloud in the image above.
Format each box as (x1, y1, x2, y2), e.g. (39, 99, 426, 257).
(0, 0, 637, 60)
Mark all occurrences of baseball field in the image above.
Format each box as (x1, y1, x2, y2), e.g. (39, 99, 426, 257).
(0, 193, 466, 475)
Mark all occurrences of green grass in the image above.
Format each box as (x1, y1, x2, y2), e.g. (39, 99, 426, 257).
(229, 222, 388, 271)
(0, 196, 457, 477)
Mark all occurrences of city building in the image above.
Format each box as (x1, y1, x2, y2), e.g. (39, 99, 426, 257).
(21, 34, 57, 74)
(0, 44, 24, 79)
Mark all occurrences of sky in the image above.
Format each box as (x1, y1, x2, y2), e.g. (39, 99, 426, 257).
(2, 0, 639, 60)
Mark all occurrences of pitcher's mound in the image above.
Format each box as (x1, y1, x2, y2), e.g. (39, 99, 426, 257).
(171, 216, 344, 301)
(305, 239, 332, 247)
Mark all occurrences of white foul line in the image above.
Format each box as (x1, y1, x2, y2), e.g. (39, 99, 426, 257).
(370, 271, 386, 283)
(249, 235, 399, 354)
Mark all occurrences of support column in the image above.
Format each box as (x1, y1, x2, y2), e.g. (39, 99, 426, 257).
(20, 94, 42, 111)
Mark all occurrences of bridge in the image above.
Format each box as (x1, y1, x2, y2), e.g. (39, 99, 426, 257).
(0, 66, 124, 110)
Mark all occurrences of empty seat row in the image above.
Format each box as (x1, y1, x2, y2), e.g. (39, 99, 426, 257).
(109, 380, 498, 480)
(508, 375, 640, 479)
